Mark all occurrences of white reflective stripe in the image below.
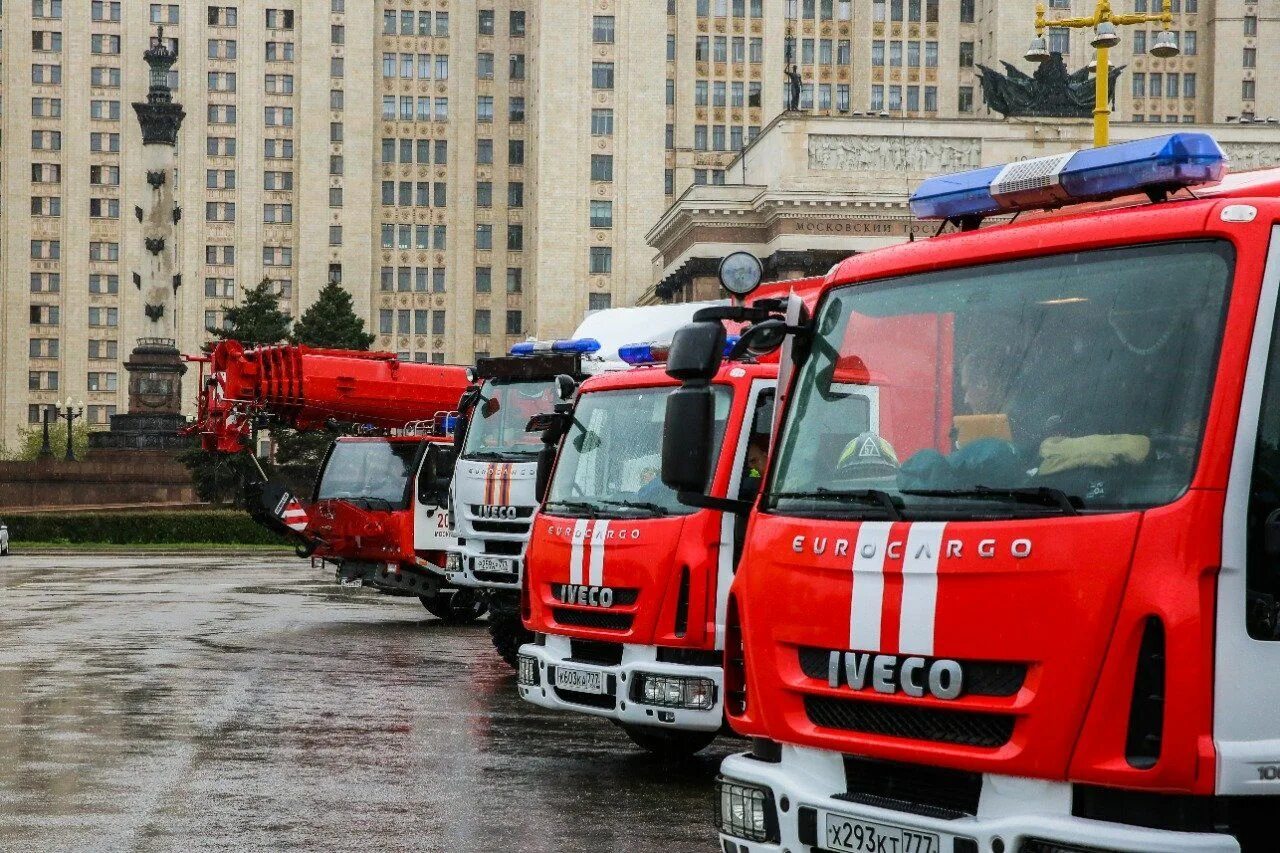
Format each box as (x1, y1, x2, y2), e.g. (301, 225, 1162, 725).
(850, 522, 892, 651)
(569, 519, 589, 585)
(899, 522, 946, 656)
(588, 520, 609, 586)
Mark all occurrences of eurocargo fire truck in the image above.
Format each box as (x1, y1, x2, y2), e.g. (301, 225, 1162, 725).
(515, 273, 827, 754)
(662, 134, 1280, 852)
(187, 340, 480, 620)
(446, 304, 721, 665)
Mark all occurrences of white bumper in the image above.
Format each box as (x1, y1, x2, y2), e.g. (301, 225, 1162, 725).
(716, 746, 1240, 853)
(517, 634, 723, 733)
(443, 548, 523, 590)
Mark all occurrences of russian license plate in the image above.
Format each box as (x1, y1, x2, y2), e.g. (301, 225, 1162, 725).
(554, 666, 606, 695)
(823, 813, 939, 853)
(475, 556, 511, 575)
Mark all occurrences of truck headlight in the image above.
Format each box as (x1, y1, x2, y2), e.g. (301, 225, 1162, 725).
(517, 654, 540, 687)
(634, 673, 717, 710)
(714, 776, 778, 844)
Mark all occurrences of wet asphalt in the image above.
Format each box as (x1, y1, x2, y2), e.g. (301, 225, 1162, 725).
(0, 554, 735, 852)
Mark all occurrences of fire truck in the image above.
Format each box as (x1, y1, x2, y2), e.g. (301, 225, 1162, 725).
(662, 134, 1280, 851)
(514, 273, 827, 753)
(187, 340, 479, 620)
(445, 303, 723, 665)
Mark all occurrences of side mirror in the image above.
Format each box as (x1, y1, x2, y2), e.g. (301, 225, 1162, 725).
(535, 443, 557, 502)
(555, 374, 577, 400)
(481, 397, 500, 418)
(530, 403, 574, 502)
(667, 322, 726, 383)
(662, 387, 716, 493)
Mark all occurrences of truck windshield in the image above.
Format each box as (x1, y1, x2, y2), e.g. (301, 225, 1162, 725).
(547, 386, 732, 518)
(316, 440, 419, 510)
(766, 240, 1233, 518)
(461, 378, 557, 460)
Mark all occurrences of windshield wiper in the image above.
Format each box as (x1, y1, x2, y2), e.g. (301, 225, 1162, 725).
(543, 499, 601, 518)
(769, 488, 903, 520)
(900, 485, 1081, 516)
(591, 499, 670, 517)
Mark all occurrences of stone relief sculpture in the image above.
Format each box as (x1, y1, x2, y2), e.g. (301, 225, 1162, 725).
(808, 135, 982, 173)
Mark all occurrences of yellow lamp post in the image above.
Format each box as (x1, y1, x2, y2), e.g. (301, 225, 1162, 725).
(1026, 0, 1180, 148)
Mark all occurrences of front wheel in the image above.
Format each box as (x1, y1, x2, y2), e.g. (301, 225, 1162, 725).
(617, 723, 717, 758)
(488, 601, 533, 668)
(419, 588, 487, 624)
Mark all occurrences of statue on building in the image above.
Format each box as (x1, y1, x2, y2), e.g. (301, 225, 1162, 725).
(977, 52, 1124, 118)
(786, 66, 802, 111)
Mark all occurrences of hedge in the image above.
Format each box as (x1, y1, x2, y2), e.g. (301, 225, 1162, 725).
(8, 510, 285, 546)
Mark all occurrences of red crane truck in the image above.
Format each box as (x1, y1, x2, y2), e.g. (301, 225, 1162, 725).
(186, 340, 479, 620)
(516, 274, 827, 754)
(662, 134, 1280, 852)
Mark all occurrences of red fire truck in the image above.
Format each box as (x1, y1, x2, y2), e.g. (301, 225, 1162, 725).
(663, 134, 1280, 851)
(516, 273, 826, 754)
(187, 340, 478, 620)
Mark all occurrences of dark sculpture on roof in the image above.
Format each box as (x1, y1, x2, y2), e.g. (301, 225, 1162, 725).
(977, 53, 1124, 118)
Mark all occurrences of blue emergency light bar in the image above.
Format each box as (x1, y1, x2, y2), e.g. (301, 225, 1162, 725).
(618, 335, 741, 366)
(509, 338, 601, 356)
(908, 133, 1227, 222)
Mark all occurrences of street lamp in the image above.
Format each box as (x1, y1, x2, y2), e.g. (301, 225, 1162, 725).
(1027, 0, 1180, 147)
(38, 406, 55, 460)
(56, 397, 83, 461)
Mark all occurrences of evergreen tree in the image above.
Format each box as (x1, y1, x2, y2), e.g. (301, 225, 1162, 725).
(290, 279, 376, 350)
(213, 277, 291, 346)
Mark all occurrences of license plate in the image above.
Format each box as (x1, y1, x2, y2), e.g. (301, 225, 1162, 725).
(823, 813, 939, 853)
(554, 666, 606, 695)
(475, 556, 511, 575)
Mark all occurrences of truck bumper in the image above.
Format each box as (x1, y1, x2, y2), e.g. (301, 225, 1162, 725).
(442, 548, 522, 591)
(516, 634, 723, 733)
(714, 747, 1240, 853)
(335, 560, 442, 598)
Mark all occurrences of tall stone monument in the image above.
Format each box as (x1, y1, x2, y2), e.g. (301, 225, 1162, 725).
(91, 28, 190, 452)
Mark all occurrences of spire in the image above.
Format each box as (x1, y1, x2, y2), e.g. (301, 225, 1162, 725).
(134, 26, 185, 145)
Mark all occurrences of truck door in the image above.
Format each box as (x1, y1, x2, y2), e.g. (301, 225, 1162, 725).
(714, 379, 777, 650)
(415, 442, 457, 553)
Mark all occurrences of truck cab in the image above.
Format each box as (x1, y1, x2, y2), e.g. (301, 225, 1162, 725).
(664, 135, 1280, 852)
(308, 430, 478, 622)
(517, 350, 777, 755)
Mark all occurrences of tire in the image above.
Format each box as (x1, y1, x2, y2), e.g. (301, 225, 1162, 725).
(419, 588, 487, 624)
(487, 604, 533, 668)
(617, 722, 717, 758)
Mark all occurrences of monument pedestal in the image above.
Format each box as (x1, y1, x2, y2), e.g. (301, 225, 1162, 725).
(88, 338, 192, 453)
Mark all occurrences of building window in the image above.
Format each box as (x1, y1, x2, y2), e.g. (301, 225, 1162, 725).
(590, 201, 613, 229)
(507, 225, 524, 252)
(589, 293, 613, 312)
(589, 247, 613, 274)
(87, 372, 118, 392)
(593, 16, 616, 44)
(958, 86, 973, 113)
(478, 9, 495, 35)
(508, 183, 524, 208)
(507, 269, 523, 293)
(1243, 48, 1256, 69)
(592, 62, 615, 90)
(592, 109, 614, 137)
(474, 310, 491, 335)
(1243, 79, 1256, 101)
(1244, 16, 1257, 37)
(505, 311, 523, 336)
(476, 225, 493, 250)
(591, 155, 614, 182)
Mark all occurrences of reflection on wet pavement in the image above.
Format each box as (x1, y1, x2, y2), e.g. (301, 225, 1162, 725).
(0, 555, 731, 852)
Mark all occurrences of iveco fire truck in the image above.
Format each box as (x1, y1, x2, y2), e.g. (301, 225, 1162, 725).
(187, 340, 479, 620)
(513, 273, 827, 753)
(664, 134, 1280, 851)
(445, 304, 720, 665)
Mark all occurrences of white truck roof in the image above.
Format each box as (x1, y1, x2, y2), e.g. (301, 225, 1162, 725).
(570, 301, 725, 375)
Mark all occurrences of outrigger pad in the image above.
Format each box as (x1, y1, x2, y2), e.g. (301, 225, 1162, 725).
(244, 478, 306, 544)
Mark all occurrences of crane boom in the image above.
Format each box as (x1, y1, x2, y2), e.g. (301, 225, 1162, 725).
(185, 340, 472, 452)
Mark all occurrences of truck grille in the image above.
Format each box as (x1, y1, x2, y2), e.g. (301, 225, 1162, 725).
(836, 756, 982, 820)
(804, 695, 1014, 748)
(797, 647, 1027, 698)
(481, 540, 523, 556)
(472, 519, 532, 535)
(569, 639, 624, 666)
(552, 607, 633, 631)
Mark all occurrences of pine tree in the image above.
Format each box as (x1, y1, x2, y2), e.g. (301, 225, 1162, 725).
(290, 279, 376, 350)
(214, 277, 292, 346)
